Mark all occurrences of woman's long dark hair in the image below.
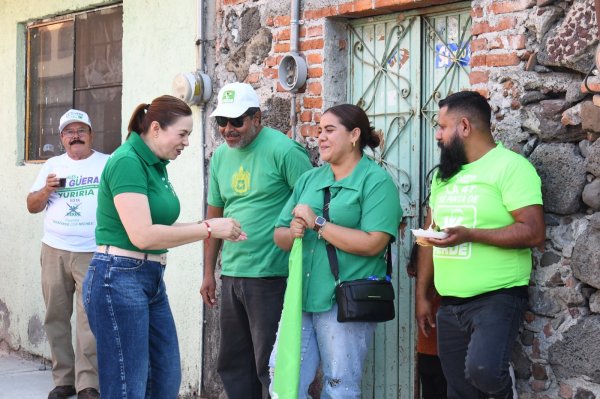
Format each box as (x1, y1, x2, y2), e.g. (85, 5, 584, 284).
(126, 95, 192, 139)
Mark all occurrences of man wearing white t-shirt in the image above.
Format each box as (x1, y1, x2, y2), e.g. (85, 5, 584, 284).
(27, 109, 108, 399)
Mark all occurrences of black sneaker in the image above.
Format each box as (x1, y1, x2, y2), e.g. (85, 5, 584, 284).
(48, 385, 76, 399)
(77, 387, 100, 399)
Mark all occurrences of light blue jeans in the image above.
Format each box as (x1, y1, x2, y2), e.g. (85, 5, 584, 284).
(270, 304, 376, 399)
(83, 252, 181, 399)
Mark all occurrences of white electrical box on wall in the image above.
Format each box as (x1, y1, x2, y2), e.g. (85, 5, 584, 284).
(172, 71, 212, 105)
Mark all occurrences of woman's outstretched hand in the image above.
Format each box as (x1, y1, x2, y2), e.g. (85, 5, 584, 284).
(206, 218, 247, 241)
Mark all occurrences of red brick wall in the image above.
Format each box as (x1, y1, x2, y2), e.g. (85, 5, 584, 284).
(263, 13, 325, 137)
(228, 0, 536, 135)
(468, 0, 535, 101)
(236, 0, 460, 138)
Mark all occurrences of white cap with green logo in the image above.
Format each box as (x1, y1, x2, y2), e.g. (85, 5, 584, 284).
(59, 109, 92, 133)
(210, 82, 260, 118)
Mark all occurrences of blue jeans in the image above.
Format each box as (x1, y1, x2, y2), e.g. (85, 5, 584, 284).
(83, 253, 181, 399)
(217, 276, 286, 399)
(436, 293, 527, 399)
(270, 304, 376, 399)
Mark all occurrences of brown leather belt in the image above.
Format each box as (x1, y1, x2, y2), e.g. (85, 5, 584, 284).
(97, 245, 167, 265)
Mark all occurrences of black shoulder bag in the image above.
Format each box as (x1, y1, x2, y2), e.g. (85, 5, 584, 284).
(323, 187, 395, 323)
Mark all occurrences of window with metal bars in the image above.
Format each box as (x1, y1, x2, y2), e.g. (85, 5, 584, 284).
(25, 4, 123, 161)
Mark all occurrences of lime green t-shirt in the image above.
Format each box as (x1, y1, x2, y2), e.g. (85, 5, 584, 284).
(430, 143, 542, 298)
(95, 133, 180, 254)
(208, 127, 312, 277)
(276, 155, 402, 312)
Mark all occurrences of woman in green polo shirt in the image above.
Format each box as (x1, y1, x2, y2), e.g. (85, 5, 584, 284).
(83, 95, 245, 399)
(272, 104, 401, 398)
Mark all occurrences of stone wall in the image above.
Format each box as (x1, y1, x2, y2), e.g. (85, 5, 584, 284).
(205, 0, 600, 397)
(470, 0, 600, 397)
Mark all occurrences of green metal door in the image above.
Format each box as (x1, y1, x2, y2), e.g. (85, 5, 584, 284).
(347, 4, 471, 398)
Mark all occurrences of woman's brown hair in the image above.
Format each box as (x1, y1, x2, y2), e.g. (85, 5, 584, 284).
(126, 95, 192, 139)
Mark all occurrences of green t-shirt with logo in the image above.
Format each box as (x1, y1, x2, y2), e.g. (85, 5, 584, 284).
(208, 127, 312, 277)
(276, 155, 402, 312)
(430, 143, 542, 298)
(96, 133, 180, 254)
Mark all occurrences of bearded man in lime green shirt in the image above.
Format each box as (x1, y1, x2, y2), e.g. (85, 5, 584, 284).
(416, 91, 545, 399)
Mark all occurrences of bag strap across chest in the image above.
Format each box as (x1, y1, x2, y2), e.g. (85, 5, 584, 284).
(323, 186, 392, 282)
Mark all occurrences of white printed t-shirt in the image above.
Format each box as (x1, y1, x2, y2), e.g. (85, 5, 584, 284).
(30, 151, 109, 252)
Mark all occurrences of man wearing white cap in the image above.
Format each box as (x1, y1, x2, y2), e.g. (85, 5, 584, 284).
(200, 83, 312, 398)
(27, 109, 108, 399)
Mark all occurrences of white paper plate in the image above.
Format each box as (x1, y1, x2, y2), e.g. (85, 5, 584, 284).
(411, 229, 449, 239)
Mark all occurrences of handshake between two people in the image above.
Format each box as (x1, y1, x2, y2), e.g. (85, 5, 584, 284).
(205, 218, 247, 242)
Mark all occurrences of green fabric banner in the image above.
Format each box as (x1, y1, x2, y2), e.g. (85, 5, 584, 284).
(272, 238, 303, 399)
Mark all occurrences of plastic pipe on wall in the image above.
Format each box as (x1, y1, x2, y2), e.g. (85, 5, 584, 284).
(290, 0, 300, 140)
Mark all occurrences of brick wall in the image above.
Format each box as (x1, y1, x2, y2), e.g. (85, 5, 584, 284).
(230, 0, 461, 139)
(468, 1, 534, 101)
(264, 12, 325, 137)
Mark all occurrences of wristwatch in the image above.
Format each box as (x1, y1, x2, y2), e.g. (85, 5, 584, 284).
(314, 216, 327, 239)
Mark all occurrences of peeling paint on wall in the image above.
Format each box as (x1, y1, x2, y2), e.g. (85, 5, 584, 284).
(0, 299, 12, 348)
(27, 314, 45, 346)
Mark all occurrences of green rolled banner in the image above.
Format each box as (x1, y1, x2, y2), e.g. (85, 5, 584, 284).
(272, 238, 303, 399)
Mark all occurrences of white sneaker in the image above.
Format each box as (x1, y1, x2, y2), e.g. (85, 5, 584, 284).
(489, 364, 518, 399)
(509, 363, 518, 399)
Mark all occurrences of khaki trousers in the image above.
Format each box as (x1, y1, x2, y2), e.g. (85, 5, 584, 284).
(41, 243, 99, 391)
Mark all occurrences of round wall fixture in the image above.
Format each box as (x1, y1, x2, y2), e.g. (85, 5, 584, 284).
(172, 71, 212, 105)
(278, 53, 308, 92)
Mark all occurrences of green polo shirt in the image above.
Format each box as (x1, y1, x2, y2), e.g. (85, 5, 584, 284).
(208, 126, 312, 277)
(276, 155, 402, 312)
(96, 132, 180, 254)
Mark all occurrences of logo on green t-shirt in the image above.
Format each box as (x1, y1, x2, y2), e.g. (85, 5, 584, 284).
(432, 203, 476, 259)
(232, 165, 250, 194)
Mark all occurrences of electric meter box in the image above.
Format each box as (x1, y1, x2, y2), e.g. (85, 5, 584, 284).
(278, 53, 307, 92)
(172, 72, 212, 105)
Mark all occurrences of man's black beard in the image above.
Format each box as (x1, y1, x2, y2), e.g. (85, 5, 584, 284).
(437, 134, 467, 182)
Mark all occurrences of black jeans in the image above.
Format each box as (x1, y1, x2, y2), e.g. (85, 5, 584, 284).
(436, 293, 526, 399)
(217, 276, 286, 399)
(418, 353, 447, 399)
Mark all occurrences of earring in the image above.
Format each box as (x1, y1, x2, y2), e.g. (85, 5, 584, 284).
(352, 141, 356, 148)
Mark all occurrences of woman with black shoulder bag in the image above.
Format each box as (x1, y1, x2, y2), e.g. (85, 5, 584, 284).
(270, 104, 401, 398)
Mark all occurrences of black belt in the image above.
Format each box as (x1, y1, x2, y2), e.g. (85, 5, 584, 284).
(441, 285, 528, 306)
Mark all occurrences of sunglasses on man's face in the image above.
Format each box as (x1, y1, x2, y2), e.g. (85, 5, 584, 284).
(215, 113, 251, 128)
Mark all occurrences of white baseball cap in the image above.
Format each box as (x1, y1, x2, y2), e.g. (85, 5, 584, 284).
(59, 109, 92, 133)
(210, 82, 260, 118)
